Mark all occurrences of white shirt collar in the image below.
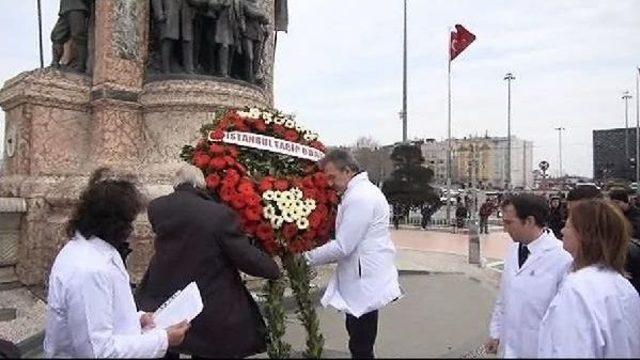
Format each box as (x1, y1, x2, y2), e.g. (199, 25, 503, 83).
(525, 230, 554, 255)
(346, 172, 369, 191)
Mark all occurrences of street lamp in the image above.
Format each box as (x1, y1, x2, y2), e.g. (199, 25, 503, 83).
(401, 0, 408, 143)
(623, 91, 632, 178)
(504, 72, 516, 190)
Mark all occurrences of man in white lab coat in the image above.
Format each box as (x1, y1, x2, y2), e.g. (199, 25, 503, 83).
(485, 193, 572, 358)
(303, 149, 402, 359)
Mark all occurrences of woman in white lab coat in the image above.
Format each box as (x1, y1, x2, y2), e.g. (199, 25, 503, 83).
(44, 168, 190, 358)
(538, 199, 640, 358)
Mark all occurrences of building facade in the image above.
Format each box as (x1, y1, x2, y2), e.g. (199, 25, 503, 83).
(593, 128, 637, 182)
(419, 136, 533, 189)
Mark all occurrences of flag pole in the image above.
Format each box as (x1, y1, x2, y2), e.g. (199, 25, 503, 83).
(636, 67, 639, 193)
(446, 37, 452, 225)
(37, 0, 44, 68)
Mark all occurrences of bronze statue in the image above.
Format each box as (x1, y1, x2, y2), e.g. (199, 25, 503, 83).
(239, 0, 269, 83)
(50, 0, 91, 73)
(151, 0, 197, 73)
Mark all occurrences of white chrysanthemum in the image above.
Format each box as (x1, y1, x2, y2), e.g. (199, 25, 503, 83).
(273, 191, 283, 201)
(282, 210, 295, 223)
(262, 190, 275, 201)
(296, 217, 310, 230)
(303, 133, 313, 141)
(270, 216, 284, 229)
(290, 188, 303, 200)
(248, 108, 261, 118)
(304, 199, 316, 208)
(263, 205, 276, 219)
(300, 205, 312, 217)
(273, 116, 286, 125)
(277, 199, 293, 211)
(280, 191, 295, 203)
(295, 124, 305, 132)
(284, 119, 295, 128)
(236, 110, 251, 118)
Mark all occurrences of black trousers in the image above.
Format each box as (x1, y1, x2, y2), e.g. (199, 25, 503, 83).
(345, 310, 378, 359)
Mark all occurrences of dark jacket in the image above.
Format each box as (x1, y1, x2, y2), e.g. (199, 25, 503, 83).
(135, 184, 280, 358)
(548, 207, 565, 240)
(59, 0, 90, 15)
(627, 238, 640, 295)
(625, 206, 640, 240)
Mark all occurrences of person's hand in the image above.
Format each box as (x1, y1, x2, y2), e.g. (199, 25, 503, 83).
(166, 320, 191, 347)
(156, 13, 167, 23)
(140, 312, 155, 330)
(484, 338, 499, 354)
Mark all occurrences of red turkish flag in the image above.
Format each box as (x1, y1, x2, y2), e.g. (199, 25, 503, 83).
(450, 24, 476, 61)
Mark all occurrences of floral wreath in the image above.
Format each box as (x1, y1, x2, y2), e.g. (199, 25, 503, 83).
(181, 107, 337, 357)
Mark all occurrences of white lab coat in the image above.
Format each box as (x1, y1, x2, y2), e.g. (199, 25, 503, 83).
(305, 172, 402, 318)
(489, 231, 573, 358)
(44, 233, 168, 358)
(538, 265, 640, 358)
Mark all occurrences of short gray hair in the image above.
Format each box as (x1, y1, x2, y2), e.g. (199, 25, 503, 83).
(319, 149, 361, 173)
(174, 163, 206, 189)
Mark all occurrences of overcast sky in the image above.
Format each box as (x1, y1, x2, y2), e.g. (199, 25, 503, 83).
(1, 0, 639, 177)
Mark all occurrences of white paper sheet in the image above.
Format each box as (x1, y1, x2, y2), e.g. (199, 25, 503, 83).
(153, 282, 204, 329)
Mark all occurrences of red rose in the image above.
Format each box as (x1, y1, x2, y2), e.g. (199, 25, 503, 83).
(259, 178, 274, 192)
(272, 124, 286, 137)
(328, 190, 339, 204)
(256, 223, 275, 242)
(220, 185, 237, 202)
(224, 155, 236, 166)
(284, 130, 299, 142)
(315, 203, 329, 217)
(235, 163, 247, 175)
(315, 190, 327, 204)
(222, 169, 240, 187)
(227, 146, 239, 158)
(313, 172, 329, 188)
(205, 174, 221, 190)
(244, 221, 258, 236)
(302, 229, 317, 242)
(237, 180, 255, 195)
(274, 179, 289, 191)
(244, 206, 262, 222)
(253, 120, 267, 132)
(209, 143, 225, 155)
(210, 129, 225, 140)
(230, 194, 246, 210)
(309, 211, 324, 229)
(318, 222, 331, 237)
(302, 187, 317, 200)
(245, 193, 261, 207)
(282, 223, 298, 240)
(194, 153, 211, 170)
(209, 157, 227, 171)
(302, 176, 315, 189)
(233, 117, 250, 132)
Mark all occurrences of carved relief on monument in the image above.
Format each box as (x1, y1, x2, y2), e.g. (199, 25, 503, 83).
(147, 0, 278, 87)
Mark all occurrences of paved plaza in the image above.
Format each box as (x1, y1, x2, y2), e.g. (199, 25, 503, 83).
(1, 228, 510, 358)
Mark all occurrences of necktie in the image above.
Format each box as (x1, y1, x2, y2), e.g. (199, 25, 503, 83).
(518, 243, 530, 268)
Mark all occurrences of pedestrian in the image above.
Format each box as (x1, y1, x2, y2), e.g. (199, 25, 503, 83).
(44, 168, 190, 358)
(455, 201, 467, 229)
(548, 197, 564, 240)
(485, 194, 572, 358)
(538, 199, 640, 358)
(607, 189, 640, 295)
(302, 150, 402, 359)
(135, 164, 281, 358)
(478, 199, 494, 234)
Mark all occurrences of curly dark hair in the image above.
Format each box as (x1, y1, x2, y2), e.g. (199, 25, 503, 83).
(66, 168, 144, 247)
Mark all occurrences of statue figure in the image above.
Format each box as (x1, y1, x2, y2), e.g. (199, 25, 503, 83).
(151, 0, 197, 73)
(50, 0, 91, 73)
(213, 0, 240, 78)
(238, 0, 269, 83)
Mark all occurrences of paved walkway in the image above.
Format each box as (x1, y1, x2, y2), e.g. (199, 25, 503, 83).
(391, 228, 512, 261)
(256, 249, 500, 358)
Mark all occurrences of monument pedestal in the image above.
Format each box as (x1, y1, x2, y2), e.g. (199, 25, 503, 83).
(0, 0, 276, 287)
